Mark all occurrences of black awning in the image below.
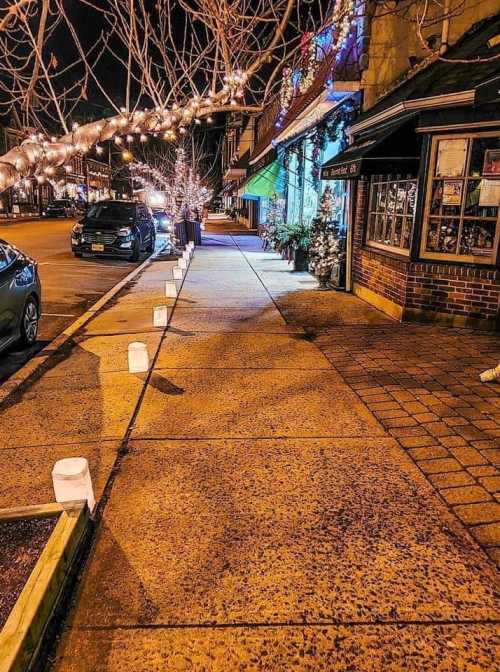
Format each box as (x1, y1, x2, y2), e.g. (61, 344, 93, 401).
(321, 117, 421, 180)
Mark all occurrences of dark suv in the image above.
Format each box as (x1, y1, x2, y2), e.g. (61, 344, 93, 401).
(71, 200, 156, 261)
(0, 239, 41, 353)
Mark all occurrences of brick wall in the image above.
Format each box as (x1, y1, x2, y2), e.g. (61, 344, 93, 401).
(406, 263, 500, 321)
(351, 177, 500, 328)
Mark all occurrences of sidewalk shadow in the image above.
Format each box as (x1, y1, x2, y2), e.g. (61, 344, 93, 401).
(135, 371, 185, 396)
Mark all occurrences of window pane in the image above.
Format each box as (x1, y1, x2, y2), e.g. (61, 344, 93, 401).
(385, 216, 394, 244)
(403, 218, 413, 248)
(386, 182, 397, 215)
(436, 138, 468, 177)
(0, 246, 7, 270)
(393, 216, 404, 246)
(463, 179, 499, 219)
(377, 182, 387, 211)
(469, 137, 500, 177)
(407, 182, 417, 217)
(430, 180, 443, 215)
(395, 184, 406, 215)
(426, 217, 459, 254)
(459, 219, 496, 257)
(373, 214, 384, 242)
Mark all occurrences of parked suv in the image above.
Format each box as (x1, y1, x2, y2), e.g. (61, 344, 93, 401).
(0, 239, 41, 354)
(71, 200, 156, 261)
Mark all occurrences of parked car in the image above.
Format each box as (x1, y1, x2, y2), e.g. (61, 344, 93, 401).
(43, 199, 75, 218)
(152, 208, 173, 232)
(71, 200, 156, 261)
(0, 239, 41, 353)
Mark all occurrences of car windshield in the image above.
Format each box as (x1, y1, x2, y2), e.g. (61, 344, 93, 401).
(87, 203, 134, 222)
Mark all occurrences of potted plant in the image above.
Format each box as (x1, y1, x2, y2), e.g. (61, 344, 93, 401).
(277, 221, 310, 271)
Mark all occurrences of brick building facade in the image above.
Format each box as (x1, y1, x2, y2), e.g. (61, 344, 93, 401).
(352, 176, 500, 330)
(323, 16, 500, 331)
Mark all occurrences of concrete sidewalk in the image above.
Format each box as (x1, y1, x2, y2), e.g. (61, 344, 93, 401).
(1, 233, 499, 670)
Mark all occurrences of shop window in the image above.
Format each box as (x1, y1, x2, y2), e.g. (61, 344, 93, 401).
(366, 175, 417, 254)
(422, 133, 499, 264)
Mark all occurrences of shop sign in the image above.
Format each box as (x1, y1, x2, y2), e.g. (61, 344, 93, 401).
(321, 160, 360, 179)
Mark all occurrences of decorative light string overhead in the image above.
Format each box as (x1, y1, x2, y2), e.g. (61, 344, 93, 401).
(0, 69, 247, 193)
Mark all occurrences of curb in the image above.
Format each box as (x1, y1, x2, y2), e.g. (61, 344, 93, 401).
(0, 245, 166, 405)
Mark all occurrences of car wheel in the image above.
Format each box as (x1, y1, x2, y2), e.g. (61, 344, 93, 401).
(130, 239, 140, 262)
(74, 251, 82, 258)
(20, 297, 39, 346)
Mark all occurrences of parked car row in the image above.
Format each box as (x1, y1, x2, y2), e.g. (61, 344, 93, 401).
(1, 198, 164, 356)
(43, 199, 85, 218)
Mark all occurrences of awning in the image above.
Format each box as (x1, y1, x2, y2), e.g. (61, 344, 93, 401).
(239, 160, 285, 199)
(321, 116, 420, 180)
(274, 89, 357, 146)
(224, 150, 250, 181)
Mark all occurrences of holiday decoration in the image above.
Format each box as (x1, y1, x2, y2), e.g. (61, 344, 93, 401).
(130, 148, 212, 223)
(261, 193, 283, 251)
(308, 186, 341, 290)
(299, 33, 317, 94)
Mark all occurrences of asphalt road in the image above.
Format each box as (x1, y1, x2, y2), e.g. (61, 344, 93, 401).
(0, 216, 146, 382)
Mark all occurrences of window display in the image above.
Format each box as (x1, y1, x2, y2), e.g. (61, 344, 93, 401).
(366, 176, 417, 253)
(422, 134, 500, 264)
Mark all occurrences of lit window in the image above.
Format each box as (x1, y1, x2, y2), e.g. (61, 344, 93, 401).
(366, 175, 417, 254)
(421, 134, 499, 264)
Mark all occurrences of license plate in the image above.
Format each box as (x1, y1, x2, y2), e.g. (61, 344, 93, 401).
(91, 243, 105, 252)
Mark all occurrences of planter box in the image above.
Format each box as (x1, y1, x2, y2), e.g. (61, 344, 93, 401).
(0, 502, 89, 672)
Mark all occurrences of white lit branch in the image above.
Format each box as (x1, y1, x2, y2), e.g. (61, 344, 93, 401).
(0, 0, 325, 191)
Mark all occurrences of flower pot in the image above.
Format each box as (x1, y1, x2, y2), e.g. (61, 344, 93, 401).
(293, 248, 308, 272)
(317, 272, 331, 291)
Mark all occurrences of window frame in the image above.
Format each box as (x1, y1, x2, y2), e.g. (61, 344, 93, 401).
(420, 131, 500, 265)
(365, 175, 417, 256)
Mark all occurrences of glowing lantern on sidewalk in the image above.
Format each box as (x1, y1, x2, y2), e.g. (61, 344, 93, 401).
(52, 457, 96, 513)
(153, 305, 168, 327)
(128, 341, 149, 373)
(165, 280, 177, 297)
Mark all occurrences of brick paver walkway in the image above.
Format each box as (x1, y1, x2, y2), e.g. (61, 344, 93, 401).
(314, 325, 500, 565)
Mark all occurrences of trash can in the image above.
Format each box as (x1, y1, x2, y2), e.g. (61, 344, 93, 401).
(174, 220, 187, 246)
(185, 219, 202, 245)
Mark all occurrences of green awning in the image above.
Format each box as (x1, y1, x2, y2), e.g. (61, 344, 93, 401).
(240, 161, 285, 199)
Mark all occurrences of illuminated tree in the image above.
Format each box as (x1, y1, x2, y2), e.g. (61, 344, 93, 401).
(0, 0, 336, 190)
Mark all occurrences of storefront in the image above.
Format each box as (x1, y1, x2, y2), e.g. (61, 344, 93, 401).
(239, 156, 286, 232)
(322, 24, 500, 329)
